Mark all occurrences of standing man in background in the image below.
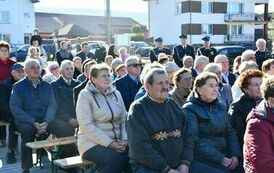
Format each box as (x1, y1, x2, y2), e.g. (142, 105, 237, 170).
(173, 34, 195, 68)
(197, 36, 217, 62)
(149, 37, 171, 63)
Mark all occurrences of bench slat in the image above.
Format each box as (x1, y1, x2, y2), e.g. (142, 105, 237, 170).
(0, 121, 9, 126)
(54, 156, 93, 169)
(26, 136, 77, 149)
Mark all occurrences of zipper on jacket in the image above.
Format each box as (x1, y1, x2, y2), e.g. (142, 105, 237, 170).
(104, 95, 118, 142)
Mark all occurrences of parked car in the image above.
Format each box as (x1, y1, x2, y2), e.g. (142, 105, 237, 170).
(10, 44, 50, 62)
(215, 45, 246, 68)
(88, 42, 108, 55)
(135, 46, 153, 59)
(130, 41, 149, 51)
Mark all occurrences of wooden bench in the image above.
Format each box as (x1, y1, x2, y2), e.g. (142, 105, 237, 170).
(26, 136, 77, 149)
(0, 121, 9, 127)
(26, 135, 77, 173)
(54, 155, 95, 172)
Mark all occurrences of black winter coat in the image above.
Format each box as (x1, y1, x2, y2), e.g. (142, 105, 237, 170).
(51, 77, 80, 121)
(228, 94, 261, 152)
(0, 77, 17, 123)
(182, 94, 241, 163)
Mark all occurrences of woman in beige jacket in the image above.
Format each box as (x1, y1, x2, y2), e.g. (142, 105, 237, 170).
(76, 64, 131, 173)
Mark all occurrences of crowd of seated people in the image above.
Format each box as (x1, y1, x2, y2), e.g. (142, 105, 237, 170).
(0, 33, 274, 173)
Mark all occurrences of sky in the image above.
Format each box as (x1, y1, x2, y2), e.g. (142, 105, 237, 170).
(35, 0, 148, 25)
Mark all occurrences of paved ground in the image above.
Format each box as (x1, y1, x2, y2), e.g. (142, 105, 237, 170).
(0, 126, 87, 173)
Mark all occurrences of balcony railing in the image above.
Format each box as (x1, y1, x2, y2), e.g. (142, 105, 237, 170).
(224, 34, 254, 42)
(224, 13, 255, 22)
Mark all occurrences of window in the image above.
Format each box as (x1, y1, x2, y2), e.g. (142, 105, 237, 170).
(228, 25, 243, 35)
(201, 2, 213, 13)
(24, 12, 31, 18)
(175, 2, 182, 14)
(228, 3, 243, 14)
(0, 34, 10, 42)
(202, 24, 213, 35)
(24, 33, 31, 44)
(0, 11, 10, 23)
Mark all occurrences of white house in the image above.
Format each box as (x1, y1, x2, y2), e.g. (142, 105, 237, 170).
(144, 0, 269, 45)
(0, 0, 38, 45)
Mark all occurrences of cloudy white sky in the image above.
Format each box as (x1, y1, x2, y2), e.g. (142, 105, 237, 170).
(35, 0, 149, 25)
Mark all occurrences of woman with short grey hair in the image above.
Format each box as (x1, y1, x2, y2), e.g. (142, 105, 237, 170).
(203, 63, 232, 110)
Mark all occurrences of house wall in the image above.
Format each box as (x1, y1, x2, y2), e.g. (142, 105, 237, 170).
(148, 0, 268, 44)
(0, 0, 35, 45)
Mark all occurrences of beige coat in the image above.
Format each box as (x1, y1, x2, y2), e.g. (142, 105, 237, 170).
(76, 82, 127, 155)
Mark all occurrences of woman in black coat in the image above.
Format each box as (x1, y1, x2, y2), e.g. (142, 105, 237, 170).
(182, 72, 241, 173)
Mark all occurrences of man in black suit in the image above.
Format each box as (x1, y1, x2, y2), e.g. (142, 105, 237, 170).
(215, 54, 236, 86)
(197, 36, 217, 62)
(149, 37, 171, 63)
(173, 34, 195, 68)
(76, 42, 95, 62)
(113, 56, 142, 111)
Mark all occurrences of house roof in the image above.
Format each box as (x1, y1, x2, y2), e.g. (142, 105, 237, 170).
(55, 24, 92, 37)
(35, 12, 141, 36)
(30, 0, 39, 3)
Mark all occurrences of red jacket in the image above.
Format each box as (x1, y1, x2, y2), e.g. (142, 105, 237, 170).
(243, 100, 274, 173)
(0, 58, 16, 82)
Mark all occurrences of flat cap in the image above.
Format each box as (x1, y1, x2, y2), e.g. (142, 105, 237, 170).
(202, 36, 210, 41)
(11, 63, 24, 71)
(179, 34, 187, 39)
(155, 37, 163, 42)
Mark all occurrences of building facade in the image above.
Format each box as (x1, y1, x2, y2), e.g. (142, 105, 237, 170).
(0, 0, 37, 45)
(145, 0, 269, 45)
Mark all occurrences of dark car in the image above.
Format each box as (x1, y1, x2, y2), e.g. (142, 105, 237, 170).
(136, 46, 153, 58)
(10, 44, 50, 62)
(215, 45, 246, 67)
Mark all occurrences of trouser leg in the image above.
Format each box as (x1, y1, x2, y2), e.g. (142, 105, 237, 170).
(16, 122, 36, 169)
(82, 145, 127, 173)
(47, 119, 78, 158)
(8, 121, 18, 150)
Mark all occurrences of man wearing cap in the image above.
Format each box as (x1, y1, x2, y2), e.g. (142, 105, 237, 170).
(197, 36, 217, 62)
(173, 34, 195, 68)
(149, 37, 171, 63)
(0, 63, 25, 164)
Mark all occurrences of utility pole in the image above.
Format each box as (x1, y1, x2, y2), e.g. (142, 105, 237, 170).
(105, 0, 111, 44)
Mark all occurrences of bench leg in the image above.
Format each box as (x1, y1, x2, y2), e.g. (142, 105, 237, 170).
(33, 149, 43, 168)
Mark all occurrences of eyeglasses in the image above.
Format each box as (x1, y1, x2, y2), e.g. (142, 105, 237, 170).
(129, 63, 142, 68)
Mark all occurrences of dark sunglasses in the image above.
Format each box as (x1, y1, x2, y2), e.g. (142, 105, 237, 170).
(129, 63, 142, 68)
